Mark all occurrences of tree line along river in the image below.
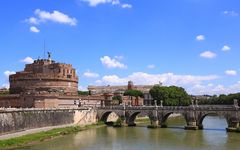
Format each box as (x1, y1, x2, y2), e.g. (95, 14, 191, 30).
(16, 115, 240, 150)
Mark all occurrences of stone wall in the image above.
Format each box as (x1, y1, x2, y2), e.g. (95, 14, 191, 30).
(0, 108, 96, 135)
(0, 95, 22, 108)
(73, 108, 98, 125)
(0, 108, 118, 135)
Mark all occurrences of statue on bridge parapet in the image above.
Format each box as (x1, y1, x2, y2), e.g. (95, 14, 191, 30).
(234, 99, 239, 108)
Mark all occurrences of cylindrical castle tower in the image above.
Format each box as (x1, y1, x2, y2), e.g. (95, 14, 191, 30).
(9, 58, 78, 96)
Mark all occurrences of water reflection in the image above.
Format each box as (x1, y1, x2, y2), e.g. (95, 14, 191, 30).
(17, 116, 239, 150)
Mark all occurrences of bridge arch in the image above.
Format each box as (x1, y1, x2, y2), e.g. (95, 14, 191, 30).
(127, 111, 155, 126)
(197, 112, 228, 129)
(98, 111, 121, 123)
(160, 112, 188, 128)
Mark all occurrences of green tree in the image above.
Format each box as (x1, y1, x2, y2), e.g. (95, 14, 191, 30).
(124, 89, 144, 106)
(149, 85, 191, 106)
(198, 93, 240, 105)
(124, 89, 144, 98)
(112, 95, 123, 104)
(78, 91, 89, 96)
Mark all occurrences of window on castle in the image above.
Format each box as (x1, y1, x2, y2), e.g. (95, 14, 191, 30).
(67, 75, 71, 78)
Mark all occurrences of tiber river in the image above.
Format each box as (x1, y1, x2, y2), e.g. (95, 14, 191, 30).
(17, 115, 240, 150)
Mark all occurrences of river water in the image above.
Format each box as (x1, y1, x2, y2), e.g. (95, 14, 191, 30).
(17, 116, 240, 150)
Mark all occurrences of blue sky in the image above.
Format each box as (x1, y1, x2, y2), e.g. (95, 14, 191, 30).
(0, 0, 240, 95)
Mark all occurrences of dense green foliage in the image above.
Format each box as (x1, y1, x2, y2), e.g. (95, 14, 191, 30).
(78, 91, 89, 96)
(198, 93, 240, 105)
(124, 89, 144, 98)
(112, 95, 123, 104)
(149, 85, 191, 106)
(113, 118, 123, 127)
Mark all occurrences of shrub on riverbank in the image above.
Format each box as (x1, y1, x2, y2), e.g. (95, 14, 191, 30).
(113, 118, 123, 127)
(236, 127, 240, 133)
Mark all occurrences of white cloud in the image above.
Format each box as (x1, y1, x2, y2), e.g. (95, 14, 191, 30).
(121, 4, 132, 9)
(78, 86, 87, 91)
(21, 57, 34, 64)
(95, 71, 240, 95)
(79, 0, 132, 8)
(83, 70, 100, 78)
(200, 51, 216, 58)
(26, 9, 77, 26)
(30, 26, 40, 33)
(225, 70, 237, 76)
(93, 70, 240, 95)
(196, 35, 205, 41)
(147, 64, 155, 69)
(95, 80, 103, 84)
(97, 72, 219, 86)
(221, 45, 231, 51)
(28, 17, 39, 24)
(100, 56, 127, 69)
(189, 84, 225, 95)
(223, 11, 239, 17)
(2, 71, 16, 89)
(4, 71, 15, 77)
(189, 82, 240, 95)
(114, 55, 124, 60)
(111, 0, 120, 5)
(2, 71, 15, 89)
(80, 0, 111, 6)
(1, 84, 10, 89)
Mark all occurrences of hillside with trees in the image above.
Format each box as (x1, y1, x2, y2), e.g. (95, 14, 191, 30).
(198, 93, 240, 105)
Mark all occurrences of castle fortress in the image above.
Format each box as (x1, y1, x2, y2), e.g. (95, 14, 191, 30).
(0, 54, 80, 108)
(9, 59, 78, 96)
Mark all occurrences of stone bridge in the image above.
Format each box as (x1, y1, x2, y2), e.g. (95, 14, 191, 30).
(97, 104, 240, 131)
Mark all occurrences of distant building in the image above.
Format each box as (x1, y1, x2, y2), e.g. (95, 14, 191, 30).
(0, 54, 80, 108)
(79, 95, 105, 107)
(88, 81, 159, 95)
(88, 81, 162, 106)
(0, 88, 8, 95)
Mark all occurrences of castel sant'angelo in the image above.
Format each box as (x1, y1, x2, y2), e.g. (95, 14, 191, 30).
(9, 53, 78, 96)
(0, 53, 80, 108)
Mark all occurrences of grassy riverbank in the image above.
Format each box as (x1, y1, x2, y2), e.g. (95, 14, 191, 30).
(135, 117, 151, 124)
(0, 122, 105, 150)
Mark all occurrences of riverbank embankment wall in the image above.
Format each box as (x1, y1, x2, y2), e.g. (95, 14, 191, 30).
(0, 108, 106, 135)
